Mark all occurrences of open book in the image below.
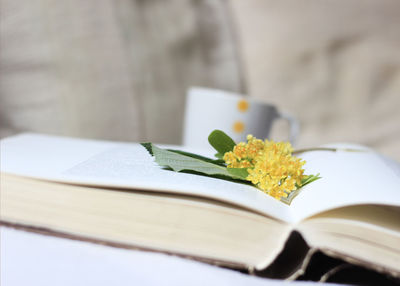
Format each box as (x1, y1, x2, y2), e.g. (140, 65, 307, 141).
(1, 133, 400, 281)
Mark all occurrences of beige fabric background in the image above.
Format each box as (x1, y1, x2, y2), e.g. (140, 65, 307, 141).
(229, 0, 400, 160)
(1, 0, 399, 160)
(0, 0, 243, 143)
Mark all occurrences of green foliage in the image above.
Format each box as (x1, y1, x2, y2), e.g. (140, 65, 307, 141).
(227, 168, 249, 180)
(208, 130, 236, 159)
(141, 143, 247, 181)
(166, 149, 225, 166)
(141, 142, 154, 156)
(300, 174, 321, 187)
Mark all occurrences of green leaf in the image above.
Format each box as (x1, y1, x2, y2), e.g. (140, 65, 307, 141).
(214, 153, 224, 159)
(166, 149, 226, 166)
(141, 142, 154, 156)
(227, 168, 249, 180)
(300, 174, 321, 187)
(141, 143, 246, 180)
(208, 130, 236, 158)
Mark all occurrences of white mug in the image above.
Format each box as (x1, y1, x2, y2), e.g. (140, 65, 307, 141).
(182, 87, 299, 150)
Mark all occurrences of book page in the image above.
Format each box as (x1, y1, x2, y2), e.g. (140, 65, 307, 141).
(291, 144, 400, 222)
(0, 133, 293, 223)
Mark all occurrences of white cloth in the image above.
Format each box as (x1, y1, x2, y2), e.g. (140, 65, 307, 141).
(0, 227, 338, 286)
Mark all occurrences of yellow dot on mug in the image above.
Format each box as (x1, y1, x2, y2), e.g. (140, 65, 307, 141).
(233, 121, 245, 133)
(237, 100, 249, 112)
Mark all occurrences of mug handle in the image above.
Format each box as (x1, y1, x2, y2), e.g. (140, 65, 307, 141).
(276, 111, 300, 145)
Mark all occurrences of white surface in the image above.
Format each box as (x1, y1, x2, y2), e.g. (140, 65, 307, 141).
(0, 227, 333, 286)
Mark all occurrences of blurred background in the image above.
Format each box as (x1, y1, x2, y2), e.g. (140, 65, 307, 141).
(1, 0, 399, 161)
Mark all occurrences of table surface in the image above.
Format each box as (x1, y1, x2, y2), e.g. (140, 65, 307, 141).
(0, 227, 341, 286)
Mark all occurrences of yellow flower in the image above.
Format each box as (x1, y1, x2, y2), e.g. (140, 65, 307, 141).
(224, 135, 305, 200)
(223, 135, 264, 168)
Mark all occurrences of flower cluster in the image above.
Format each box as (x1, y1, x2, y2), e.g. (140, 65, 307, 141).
(223, 135, 305, 200)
